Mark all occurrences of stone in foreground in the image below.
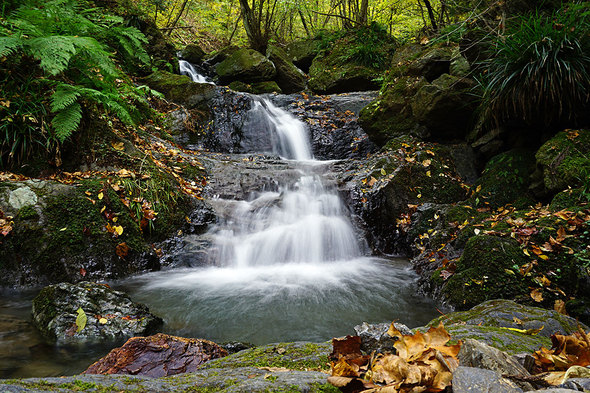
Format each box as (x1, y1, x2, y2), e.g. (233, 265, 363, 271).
(32, 282, 162, 344)
(84, 333, 227, 377)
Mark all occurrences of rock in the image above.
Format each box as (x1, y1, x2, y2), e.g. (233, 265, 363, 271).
(215, 48, 276, 84)
(270, 92, 378, 160)
(359, 43, 478, 146)
(133, 16, 178, 74)
(559, 378, 590, 391)
(442, 235, 530, 309)
(308, 58, 381, 94)
(142, 70, 217, 109)
(83, 333, 227, 377)
(468, 149, 537, 209)
(251, 81, 282, 94)
(339, 136, 468, 254)
(32, 282, 162, 344)
(203, 45, 239, 66)
(6, 186, 38, 210)
(452, 366, 523, 393)
(410, 73, 477, 141)
(0, 367, 333, 392)
(458, 339, 533, 391)
(354, 322, 411, 353)
(450, 47, 471, 76)
(527, 390, 582, 393)
(180, 43, 206, 64)
(532, 129, 590, 196)
(267, 45, 306, 94)
(286, 38, 322, 72)
(429, 299, 587, 353)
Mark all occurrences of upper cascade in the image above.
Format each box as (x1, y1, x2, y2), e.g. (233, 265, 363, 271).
(179, 60, 213, 84)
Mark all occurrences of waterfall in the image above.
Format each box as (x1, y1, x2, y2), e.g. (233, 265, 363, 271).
(207, 99, 362, 267)
(179, 60, 212, 84)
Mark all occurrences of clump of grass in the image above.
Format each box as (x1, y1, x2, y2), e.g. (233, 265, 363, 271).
(478, 2, 590, 128)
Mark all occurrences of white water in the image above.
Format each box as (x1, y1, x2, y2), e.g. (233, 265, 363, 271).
(118, 97, 438, 344)
(179, 59, 212, 84)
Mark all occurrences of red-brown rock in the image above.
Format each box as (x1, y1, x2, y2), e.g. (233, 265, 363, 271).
(83, 333, 227, 377)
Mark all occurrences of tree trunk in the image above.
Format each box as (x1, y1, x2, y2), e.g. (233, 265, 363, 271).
(420, 0, 438, 31)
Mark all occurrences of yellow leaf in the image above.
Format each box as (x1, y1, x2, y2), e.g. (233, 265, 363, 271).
(98, 192, 104, 200)
(523, 249, 530, 256)
(475, 185, 482, 193)
(426, 171, 431, 177)
(111, 141, 125, 151)
(422, 159, 431, 167)
(530, 288, 544, 302)
(76, 307, 87, 333)
(381, 168, 386, 176)
(99, 317, 108, 324)
(114, 225, 123, 236)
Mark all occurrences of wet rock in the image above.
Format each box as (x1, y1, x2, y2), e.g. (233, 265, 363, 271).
(354, 322, 411, 353)
(204, 45, 240, 67)
(270, 92, 378, 160)
(221, 341, 254, 354)
(180, 44, 206, 64)
(83, 333, 226, 377)
(458, 339, 533, 391)
(216, 48, 276, 84)
(32, 282, 162, 344)
(250, 81, 282, 94)
(452, 366, 523, 393)
(559, 378, 590, 391)
(267, 45, 306, 94)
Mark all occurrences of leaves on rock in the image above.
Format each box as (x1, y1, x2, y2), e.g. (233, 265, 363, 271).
(329, 322, 460, 393)
(76, 307, 87, 333)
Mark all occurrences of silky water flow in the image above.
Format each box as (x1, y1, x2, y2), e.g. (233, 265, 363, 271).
(119, 95, 438, 344)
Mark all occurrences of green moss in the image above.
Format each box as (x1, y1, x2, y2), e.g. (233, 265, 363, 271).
(17, 204, 39, 220)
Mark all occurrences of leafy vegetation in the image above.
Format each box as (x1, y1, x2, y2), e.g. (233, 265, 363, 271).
(478, 2, 590, 128)
(0, 0, 155, 167)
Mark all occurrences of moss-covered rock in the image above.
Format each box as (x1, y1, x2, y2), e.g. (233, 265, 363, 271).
(286, 38, 322, 72)
(308, 25, 395, 94)
(469, 149, 537, 209)
(215, 48, 276, 84)
(358, 76, 428, 145)
(266, 45, 306, 94)
(228, 81, 254, 93)
(142, 70, 217, 110)
(443, 235, 529, 309)
(181, 44, 206, 64)
(534, 129, 590, 195)
(251, 81, 282, 94)
(32, 282, 162, 344)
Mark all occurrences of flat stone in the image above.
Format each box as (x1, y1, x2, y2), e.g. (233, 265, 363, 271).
(84, 333, 227, 377)
(354, 321, 411, 353)
(452, 366, 523, 393)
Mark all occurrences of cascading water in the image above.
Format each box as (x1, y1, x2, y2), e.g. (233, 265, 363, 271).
(179, 59, 213, 84)
(118, 97, 438, 344)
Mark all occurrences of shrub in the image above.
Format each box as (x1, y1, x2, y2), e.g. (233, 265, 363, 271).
(478, 2, 590, 128)
(0, 0, 157, 167)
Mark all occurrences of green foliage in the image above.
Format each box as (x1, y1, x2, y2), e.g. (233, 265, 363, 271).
(0, 0, 153, 167)
(340, 23, 394, 68)
(478, 2, 590, 128)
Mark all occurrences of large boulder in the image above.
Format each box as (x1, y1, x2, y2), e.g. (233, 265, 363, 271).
(359, 43, 477, 146)
(532, 129, 590, 196)
(215, 48, 276, 84)
(286, 38, 322, 72)
(142, 70, 217, 109)
(32, 282, 162, 344)
(84, 333, 227, 377)
(180, 44, 206, 64)
(266, 45, 306, 94)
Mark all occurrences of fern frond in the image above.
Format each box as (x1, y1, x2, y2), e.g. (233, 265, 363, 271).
(0, 36, 23, 57)
(27, 36, 77, 75)
(52, 102, 82, 142)
(51, 83, 82, 111)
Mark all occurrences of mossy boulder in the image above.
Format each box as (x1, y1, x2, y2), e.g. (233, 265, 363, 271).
(534, 129, 590, 195)
(410, 74, 477, 141)
(392, 44, 454, 81)
(427, 299, 587, 353)
(204, 45, 240, 66)
(266, 45, 306, 94)
(469, 149, 537, 209)
(215, 48, 276, 84)
(181, 44, 206, 64)
(32, 282, 162, 344)
(286, 38, 322, 72)
(443, 235, 529, 309)
(358, 76, 428, 145)
(228, 80, 281, 94)
(309, 59, 381, 95)
(142, 70, 217, 110)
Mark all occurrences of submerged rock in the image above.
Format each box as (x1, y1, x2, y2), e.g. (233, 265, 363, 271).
(84, 333, 227, 377)
(32, 282, 162, 344)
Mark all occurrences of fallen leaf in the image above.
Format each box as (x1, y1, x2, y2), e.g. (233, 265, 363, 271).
(76, 307, 87, 333)
(530, 288, 544, 302)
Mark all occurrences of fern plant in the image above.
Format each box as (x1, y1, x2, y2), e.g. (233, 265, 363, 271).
(0, 0, 153, 166)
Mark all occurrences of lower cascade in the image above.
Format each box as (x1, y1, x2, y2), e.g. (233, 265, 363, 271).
(118, 97, 437, 344)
